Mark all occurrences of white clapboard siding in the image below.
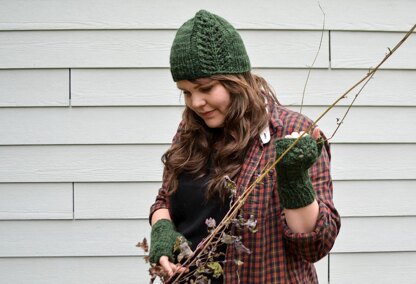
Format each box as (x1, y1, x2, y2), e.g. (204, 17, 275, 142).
(70, 68, 416, 107)
(0, 183, 73, 220)
(0, 256, 150, 284)
(1, 106, 415, 145)
(2, 217, 415, 256)
(0, 220, 148, 257)
(73, 180, 416, 220)
(71, 68, 183, 107)
(0, 145, 168, 183)
(0, 144, 415, 182)
(1, 1, 415, 282)
(74, 182, 160, 219)
(0, 69, 69, 107)
(72, 180, 416, 219)
(315, 256, 328, 284)
(290, 106, 416, 144)
(0, 256, 329, 284)
(0, 30, 329, 69)
(332, 217, 416, 253)
(0, 0, 414, 32)
(255, 69, 416, 107)
(324, 0, 415, 32)
(0, 107, 183, 145)
(330, 144, 416, 180)
(331, 31, 416, 69)
(330, 252, 416, 284)
(333, 180, 416, 217)
(2, 180, 414, 221)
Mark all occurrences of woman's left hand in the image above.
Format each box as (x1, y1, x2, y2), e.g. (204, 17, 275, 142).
(275, 127, 324, 209)
(311, 127, 321, 140)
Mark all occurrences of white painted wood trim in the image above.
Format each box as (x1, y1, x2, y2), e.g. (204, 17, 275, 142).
(1, 106, 414, 144)
(0, 144, 415, 182)
(0, 30, 328, 69)
(330, 252, 416, 284)
(334, 180, 416, 217)
(333, 216, 416, 253)
(0, 69, 69, 107)
(1, 0, 414, 31)
(331, 31, 416, 69)
(0, 220, 149, 257)
(68, 68, 416, 107)
(0, 256, 150, 283)
(0, 183, 73, 220)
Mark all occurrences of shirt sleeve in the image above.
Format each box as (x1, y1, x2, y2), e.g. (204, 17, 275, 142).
(148, 172, 171, 225)
(280, 137, 341, 263)
(148, 121, 184, 224)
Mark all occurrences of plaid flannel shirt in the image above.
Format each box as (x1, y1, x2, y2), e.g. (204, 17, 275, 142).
(150, 102, 341, 283)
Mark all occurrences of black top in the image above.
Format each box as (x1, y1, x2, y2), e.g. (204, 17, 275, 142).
(169, 167, 229, 284)
(170, 172, 229, 251)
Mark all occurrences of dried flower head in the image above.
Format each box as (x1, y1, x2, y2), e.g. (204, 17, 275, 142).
(221, 233, 237, 245)
(149, 264, 168, 283)
(245, 215, 258, 233)
(224, 175, 237, 196)
(136, 237, 149, 252)
(205, 217, 217, 233)
(234, 239, 251, 255)
(174, 236, 194, 263)
(207, 262, 224, 278)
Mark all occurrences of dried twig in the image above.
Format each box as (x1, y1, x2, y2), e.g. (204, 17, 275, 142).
(298, 0, 326, 117)
(326, 71, 374, 140)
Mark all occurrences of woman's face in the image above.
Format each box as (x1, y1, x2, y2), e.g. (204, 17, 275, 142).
(177, 78, 231, 128)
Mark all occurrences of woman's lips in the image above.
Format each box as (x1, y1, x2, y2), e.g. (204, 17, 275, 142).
(201, 110, 216, 118)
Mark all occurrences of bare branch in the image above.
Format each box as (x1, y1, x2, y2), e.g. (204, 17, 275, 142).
(298, 0, 326, 118)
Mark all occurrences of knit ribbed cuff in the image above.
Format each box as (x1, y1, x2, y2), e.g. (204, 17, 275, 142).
(149, 219, 181, 264)
(278, 177, 316, 209)
(275, 135, 322, 209)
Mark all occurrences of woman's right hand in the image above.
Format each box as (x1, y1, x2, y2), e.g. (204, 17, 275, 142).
(159, 256, 189, 277)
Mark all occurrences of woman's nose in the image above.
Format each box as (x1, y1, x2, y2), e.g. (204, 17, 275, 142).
(190, 94, 206, 108)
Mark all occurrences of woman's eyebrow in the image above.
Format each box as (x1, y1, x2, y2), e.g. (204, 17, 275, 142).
(198, 81, 217, 89)
(176, 84, 192, 91)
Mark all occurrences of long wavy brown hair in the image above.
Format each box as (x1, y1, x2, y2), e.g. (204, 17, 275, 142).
(162, 72, 280, 201)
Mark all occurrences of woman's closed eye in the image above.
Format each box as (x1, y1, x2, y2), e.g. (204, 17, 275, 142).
(182, 90, 191, 97)
(199, 85, 213, 93)
(199, 81, 219, 93)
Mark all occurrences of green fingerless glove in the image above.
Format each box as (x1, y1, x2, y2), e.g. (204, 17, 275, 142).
(149, 219, 184, 264)
(275, 135, 324, 209)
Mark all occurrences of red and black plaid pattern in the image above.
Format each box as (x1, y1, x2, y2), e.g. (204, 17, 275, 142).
(150, 103, 340, 283)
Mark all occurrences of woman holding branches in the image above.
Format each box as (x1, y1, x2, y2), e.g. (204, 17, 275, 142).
(148, 10, 340, 283)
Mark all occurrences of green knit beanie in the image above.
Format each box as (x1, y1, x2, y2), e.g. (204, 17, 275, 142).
(170, 10, 251, 82)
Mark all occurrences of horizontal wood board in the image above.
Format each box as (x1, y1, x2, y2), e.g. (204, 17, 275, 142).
(1, 0, 414, 31)
(0, 144, 415, 182)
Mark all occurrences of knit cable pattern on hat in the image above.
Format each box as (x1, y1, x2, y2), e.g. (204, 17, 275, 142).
(170, 10, 251, 82)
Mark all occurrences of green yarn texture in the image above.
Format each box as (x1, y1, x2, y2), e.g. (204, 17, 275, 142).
(275, 136, 324, 209)
(170, 9, 251, 82)
(149, 219, 184, 264)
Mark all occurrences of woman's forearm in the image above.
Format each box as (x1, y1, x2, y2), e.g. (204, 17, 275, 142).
(283, 200, 319, 233)
(151, 208, 172, 225)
